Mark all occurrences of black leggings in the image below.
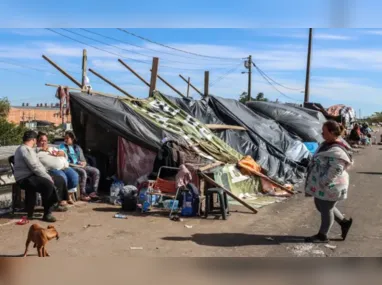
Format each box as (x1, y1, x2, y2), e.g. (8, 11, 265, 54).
(18, 175, 60, 216)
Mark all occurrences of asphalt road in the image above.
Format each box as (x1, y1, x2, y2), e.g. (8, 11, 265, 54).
(0, 143, 380, 257)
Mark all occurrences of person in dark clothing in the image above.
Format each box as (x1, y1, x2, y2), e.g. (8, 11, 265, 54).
(13, 130, 66, 222)
(348, 124, 361, 144)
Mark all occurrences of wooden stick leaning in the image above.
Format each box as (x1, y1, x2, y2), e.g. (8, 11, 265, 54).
(198, 172, 258, 214)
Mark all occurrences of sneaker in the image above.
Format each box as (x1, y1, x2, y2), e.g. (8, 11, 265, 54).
(53, 205, 68, 212)
(341, 218, 353, 241)
(304, 233, 329, 243)
(42, 214, 57, 223)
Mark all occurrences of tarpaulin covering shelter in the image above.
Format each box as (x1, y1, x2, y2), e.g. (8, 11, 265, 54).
(285, 103, 327, 123)
(166, 95, 310, 184)
(69, 91, 247, 185)
(246, 101, 324, 143)
(327, 104, 356, 127)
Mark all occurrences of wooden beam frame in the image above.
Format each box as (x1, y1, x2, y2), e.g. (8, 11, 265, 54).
(118, 59, 150, 87)
(81, 49, 87, 89)
(45, 83, 123, 99)
(179, 74, 203, 96)
(186, 77, 190, 98)
(149, 57, 159, 97)
(204, 71, 209, 97)
(156, 74, 186, 98)
(88, 68, 134, 99)
(42, 55, 82, 88)
(199, 172, 258, 214)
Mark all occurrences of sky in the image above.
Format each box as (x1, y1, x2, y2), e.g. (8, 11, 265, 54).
(1, 1, 382, 117)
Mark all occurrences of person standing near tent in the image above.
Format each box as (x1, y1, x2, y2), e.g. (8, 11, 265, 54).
(59, 131, 100, 202)
(305, 120, 354, 243)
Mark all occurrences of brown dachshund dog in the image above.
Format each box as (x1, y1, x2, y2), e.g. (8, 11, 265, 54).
(23, 224, 59, 257)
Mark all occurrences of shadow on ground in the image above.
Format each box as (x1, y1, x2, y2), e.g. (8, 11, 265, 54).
(162, 233, 308, 247)
(357, 172, 382, 175)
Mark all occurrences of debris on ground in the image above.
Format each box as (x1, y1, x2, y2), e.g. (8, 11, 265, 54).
(325, 244, 337, 250)
(114, 214, 128, 219)
(185, 225, 193, 229)
(265, 237, 275, 241)
(311, 249, 325, 256)
(130, 247, 143, 250)
(83, 224, 102, 229)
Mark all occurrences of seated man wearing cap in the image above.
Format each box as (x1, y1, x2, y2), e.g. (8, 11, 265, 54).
(13, 130, 67, 222)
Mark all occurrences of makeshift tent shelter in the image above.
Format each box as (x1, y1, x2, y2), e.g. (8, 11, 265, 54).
(246, 101, 324, 143)
(284, 103, 327, 123)
(166, 95, 310, 184)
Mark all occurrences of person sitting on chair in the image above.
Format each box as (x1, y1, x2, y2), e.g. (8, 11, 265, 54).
(36, 132, 79, 205)
(59, 131, 100, 202)
(13, 130, 66, 222)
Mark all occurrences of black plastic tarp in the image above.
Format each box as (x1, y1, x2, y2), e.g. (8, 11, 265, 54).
(166, 95, 309, 184)
(69, 92, 181, 153)
(246, 101, 324, 143)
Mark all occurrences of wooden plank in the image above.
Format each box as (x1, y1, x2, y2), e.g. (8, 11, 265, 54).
(45, 83, 123, 99)
(42, 55, 82, 88)
(81, 49, 87, 89)
(186, 77, 190, 98)
(118, 59, 150, 87)
(149, 57, 159, 97)
(156, 74, 186, 98)
(88, 69, 135, 99)
(199, 172, 258, 214)
(179, 74, 203, 96)
(204, 71, 209, 97)
(199, 161, 224, 172)
(206, 124, 246, 131)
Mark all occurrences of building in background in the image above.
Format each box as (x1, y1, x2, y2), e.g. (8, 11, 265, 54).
(7, 102, 71, 126)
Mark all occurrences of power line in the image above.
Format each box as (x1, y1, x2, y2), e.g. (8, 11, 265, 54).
(118, 28, 242, 61)
(47, 29, 232, 72)
(210, 63, 243, 87)
(253, 64, 301, 102)
(82, 29, 236, 66)
(253, 62, 304, 91)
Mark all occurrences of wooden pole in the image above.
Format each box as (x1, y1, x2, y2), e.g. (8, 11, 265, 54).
(42, 55, 82, 88)
(149, 57, 159, 97)
(304, 28, 313, 105)
(247, 55, 252, 102)
(118, 59, 150, 87)
(156, 73, 186, 98)
(204, 71, 209, 97)
(81, 49, 87, 89)
(88, 69, 134, 98)
(186, 77, 190, 98)
(179, 74, 203, 96)
(199, 172, 258, 214)
(45, 83, 123, 99)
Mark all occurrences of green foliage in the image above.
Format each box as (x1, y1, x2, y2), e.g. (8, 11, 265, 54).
(0, 119, 27, 146)
(239, 92, 269, 104)
(0, 97, 10, 119)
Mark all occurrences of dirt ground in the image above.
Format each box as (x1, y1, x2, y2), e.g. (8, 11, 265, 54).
(1, 142, 382, 257)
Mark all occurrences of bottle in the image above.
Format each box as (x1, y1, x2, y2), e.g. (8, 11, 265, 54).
(114, 214, 128, 219)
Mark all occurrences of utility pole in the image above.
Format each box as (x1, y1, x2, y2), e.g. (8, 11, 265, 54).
(247, 55, 252, 102)
(304, 28, 313, 105)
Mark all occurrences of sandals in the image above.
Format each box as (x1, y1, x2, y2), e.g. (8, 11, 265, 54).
(81, 195, 91, 202)
(89, 192, 100, 199)
(16, 216, 29, 225)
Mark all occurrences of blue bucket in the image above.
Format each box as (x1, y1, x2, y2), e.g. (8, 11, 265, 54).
(304, 142, 319, 154)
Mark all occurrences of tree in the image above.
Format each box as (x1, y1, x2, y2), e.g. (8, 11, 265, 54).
(239, 92, 249, 104)
(0, 119, 27, 146)
(255, 92, 268, 102)
(239, 92, 269, 104)
(0, 97, 10, 119)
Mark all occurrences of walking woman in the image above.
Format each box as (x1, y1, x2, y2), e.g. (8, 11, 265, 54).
(305, 120, 354, 243)
(59, 131, 100, 201)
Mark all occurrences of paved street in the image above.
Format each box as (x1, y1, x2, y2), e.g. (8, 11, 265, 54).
(0, 143, 381, 257)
